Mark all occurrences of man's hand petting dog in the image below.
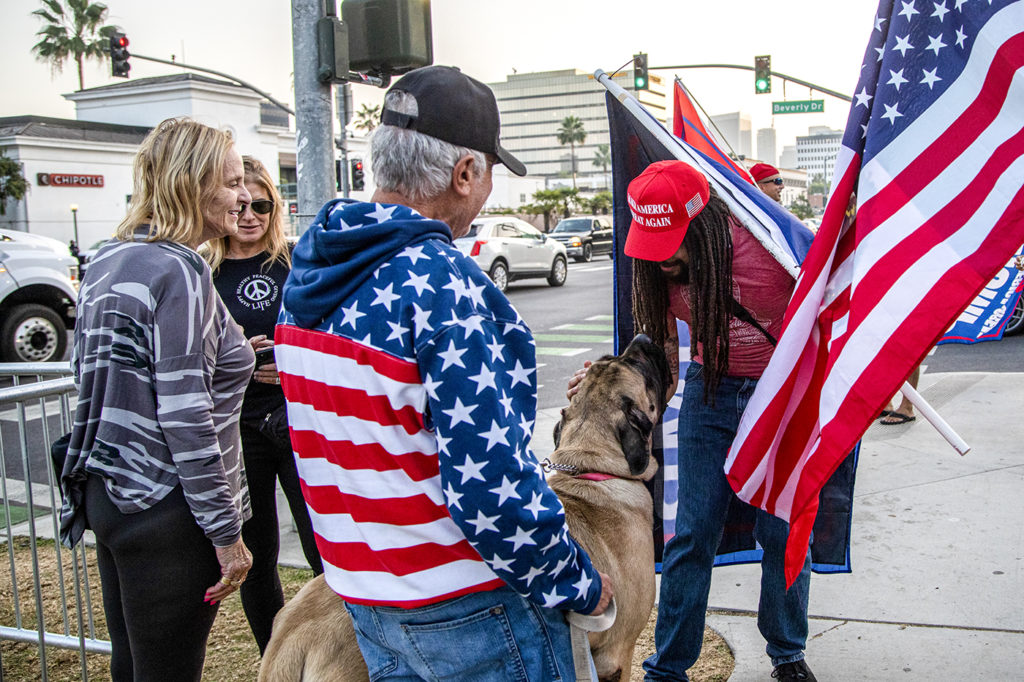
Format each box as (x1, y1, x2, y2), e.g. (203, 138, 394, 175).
(588, 570, 615, 616)
(566, 360, 592, 400)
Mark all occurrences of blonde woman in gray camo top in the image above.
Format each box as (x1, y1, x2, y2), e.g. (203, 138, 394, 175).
(60, 118, 255, 682)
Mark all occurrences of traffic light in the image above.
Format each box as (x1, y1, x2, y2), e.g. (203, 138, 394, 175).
(109, 32, 130, 78)
(351, 159, 365, 191)
(633, 53, 649, 91)
(754, 55, 771, 94)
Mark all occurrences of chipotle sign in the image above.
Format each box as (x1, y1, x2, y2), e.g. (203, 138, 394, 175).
(37, 173, 104, 188)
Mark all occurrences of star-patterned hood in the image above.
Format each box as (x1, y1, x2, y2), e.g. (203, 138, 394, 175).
(284, 199, 453, 328)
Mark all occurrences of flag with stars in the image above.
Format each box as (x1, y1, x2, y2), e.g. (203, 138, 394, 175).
(726, 0, 1024, 586)
(275, 199, 602, 611)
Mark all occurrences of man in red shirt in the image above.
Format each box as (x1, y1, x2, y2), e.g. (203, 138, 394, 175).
(627, 161, 816, 682)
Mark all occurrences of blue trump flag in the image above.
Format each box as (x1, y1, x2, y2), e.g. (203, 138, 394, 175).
(938, 247, 1024, 344)
(599, 72, 856, 573)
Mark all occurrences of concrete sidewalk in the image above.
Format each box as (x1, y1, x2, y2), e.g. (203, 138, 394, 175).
(280, 369, 1024, 679)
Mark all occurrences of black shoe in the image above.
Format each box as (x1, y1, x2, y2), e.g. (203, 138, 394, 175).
(771, 659, 817, 681)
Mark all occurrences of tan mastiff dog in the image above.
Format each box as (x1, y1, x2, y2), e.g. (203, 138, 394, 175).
(260, 335, 669, 682)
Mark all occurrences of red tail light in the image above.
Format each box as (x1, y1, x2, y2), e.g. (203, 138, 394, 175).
(470, 240, 486, 257)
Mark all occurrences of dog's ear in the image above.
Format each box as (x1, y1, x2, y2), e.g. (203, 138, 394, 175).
(617, 397, 655, 475)
(553, 410, 565, 448)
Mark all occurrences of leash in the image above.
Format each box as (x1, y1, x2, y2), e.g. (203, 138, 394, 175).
(567, 598, 617, 681)
(540, 458, 623, 481)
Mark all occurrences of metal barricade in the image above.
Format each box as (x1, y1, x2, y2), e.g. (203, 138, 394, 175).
(0, 362, 110, 682)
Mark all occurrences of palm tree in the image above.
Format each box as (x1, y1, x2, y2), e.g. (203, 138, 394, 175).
(31, 0, 119, 91)
(353, 103, 382, 135)
(556, 115, 587, 190)
(592, 143, 611, 189)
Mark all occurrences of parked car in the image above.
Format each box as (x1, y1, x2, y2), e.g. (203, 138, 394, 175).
(0, 229, 79, 362)
(548, 215, 614, 262)
(454, 217, 567, 293)
(1005, 294, 1024, 336)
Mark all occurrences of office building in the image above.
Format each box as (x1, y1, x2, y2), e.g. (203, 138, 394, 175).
(756, 127, 777, 167)
(795, 126, 844, 182)
(488, 68, 668, 190)
(710, 112, 752, 159)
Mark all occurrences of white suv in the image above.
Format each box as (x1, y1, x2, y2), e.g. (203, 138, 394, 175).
(454, 217, 568, 293)
(0, 229, 79, 362)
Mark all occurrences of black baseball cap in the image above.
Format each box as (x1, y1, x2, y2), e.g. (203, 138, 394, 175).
(380, 66, 527, 177)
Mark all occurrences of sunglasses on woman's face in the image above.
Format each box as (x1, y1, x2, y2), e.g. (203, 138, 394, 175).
(245, 200, 274, 215)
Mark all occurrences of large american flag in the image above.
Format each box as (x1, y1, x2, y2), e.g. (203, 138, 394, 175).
(726, 0, 1024, 585)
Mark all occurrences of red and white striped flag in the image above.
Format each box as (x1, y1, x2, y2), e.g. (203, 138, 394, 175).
(726, 0, 1024, 585)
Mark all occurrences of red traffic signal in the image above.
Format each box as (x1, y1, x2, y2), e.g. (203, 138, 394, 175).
(109, 32, 131, 78)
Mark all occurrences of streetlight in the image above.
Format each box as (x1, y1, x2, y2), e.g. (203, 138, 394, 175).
(69, 204, 79, 245)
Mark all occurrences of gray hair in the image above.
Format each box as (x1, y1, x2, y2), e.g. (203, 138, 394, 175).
(370, 90, 487, 203)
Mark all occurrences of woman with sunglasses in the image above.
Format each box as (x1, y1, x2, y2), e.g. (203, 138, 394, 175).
(204, 156, 323, 654)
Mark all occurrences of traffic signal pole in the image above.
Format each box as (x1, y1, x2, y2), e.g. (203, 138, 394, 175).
(653, 63, 852, 102)
(292, 0, 338, 229)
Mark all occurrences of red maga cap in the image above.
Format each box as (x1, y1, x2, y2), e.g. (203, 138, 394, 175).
(624, 161, 710, 262)
(750, 162, 781, 182)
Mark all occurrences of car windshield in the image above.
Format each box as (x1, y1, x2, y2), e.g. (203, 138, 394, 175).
(458, 223, 484, 240)
(553, 219, 591, 233)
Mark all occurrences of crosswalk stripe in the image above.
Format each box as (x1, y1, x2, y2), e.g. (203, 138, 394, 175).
(586, 314, 613, 321)
(536, 347, 592, 357)
(534, 334, 612, 343)
(550, 323, 613, 331)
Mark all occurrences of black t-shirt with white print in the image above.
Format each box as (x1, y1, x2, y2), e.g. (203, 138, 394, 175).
(214, 252, 289, 423)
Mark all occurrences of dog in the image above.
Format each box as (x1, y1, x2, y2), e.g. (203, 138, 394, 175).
(259, 334, 670, 682)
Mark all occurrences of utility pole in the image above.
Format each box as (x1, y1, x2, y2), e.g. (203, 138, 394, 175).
(292, 0, 337, 231)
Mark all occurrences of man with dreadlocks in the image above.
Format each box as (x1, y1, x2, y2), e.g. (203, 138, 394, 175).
(575, 160, 816, 681)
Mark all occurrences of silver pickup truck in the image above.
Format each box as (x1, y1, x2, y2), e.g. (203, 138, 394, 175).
(0, 229, 79, 362)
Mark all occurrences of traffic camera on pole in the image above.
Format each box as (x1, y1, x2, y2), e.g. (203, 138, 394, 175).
(633, 53, 649, 91)
(351, 159, 365, 191)
(110, 32, 130, 78)
(754, 55, 771, 94)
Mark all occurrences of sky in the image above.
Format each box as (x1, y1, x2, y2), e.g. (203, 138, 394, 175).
(2, 0, 885, 156)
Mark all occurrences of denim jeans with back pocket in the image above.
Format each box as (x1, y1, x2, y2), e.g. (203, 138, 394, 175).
(344, 585, 575, 681)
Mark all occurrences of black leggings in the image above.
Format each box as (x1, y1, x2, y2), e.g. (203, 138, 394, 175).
(83, 475, 221, 682)
(238, 425, 323, 654)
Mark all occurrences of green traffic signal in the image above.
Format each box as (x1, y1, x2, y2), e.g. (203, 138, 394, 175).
(754, 55, 771, 94)
(633, 53, 649, 92)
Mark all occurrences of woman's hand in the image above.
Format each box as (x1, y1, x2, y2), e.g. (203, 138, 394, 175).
(249, 335, 281, 385)
(566, 361, 592, 401)
(204, 537, 253, 604)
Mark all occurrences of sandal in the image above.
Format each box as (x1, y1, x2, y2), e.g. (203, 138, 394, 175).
(879, 413, 915, 425)
(877, 410, 894, 420)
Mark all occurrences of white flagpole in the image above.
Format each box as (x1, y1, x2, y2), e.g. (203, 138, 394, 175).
(595, 69, 972, 457)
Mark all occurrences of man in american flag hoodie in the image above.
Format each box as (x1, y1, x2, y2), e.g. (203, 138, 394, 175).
(275, 66, 612, 680)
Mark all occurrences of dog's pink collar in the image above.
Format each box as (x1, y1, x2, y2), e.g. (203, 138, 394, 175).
(575, 472, 618, 481)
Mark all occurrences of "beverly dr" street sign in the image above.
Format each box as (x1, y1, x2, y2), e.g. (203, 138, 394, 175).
(772, 100, 825, 114)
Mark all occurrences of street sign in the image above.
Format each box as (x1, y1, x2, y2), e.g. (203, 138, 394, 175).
(772, 100, 825, 114)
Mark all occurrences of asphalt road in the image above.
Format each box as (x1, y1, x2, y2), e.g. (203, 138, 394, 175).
(502, 258, 616, 411)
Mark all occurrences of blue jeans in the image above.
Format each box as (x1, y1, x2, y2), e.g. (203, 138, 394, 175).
(644, 363, 811, 681)
(344, 586, 575, 681)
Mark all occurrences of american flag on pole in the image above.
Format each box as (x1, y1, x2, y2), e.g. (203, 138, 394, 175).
(599, 73, 856, 573)
(726, 0, 1024, 586)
